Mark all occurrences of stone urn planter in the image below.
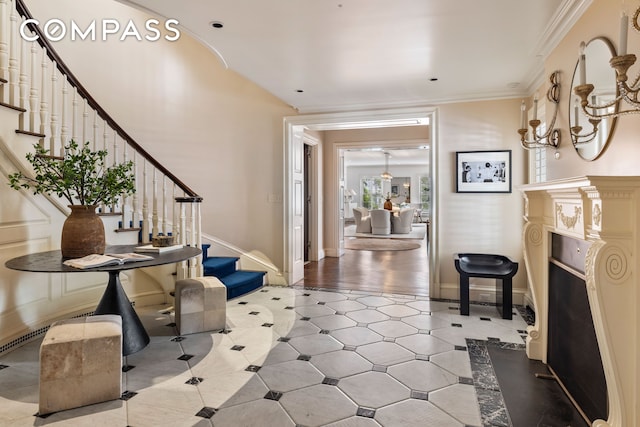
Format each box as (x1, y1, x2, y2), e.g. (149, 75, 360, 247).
(9, 140, 135, 258)
(61, 205, 105, 258)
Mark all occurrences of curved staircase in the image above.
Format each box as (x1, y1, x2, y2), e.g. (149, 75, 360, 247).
(1, 0, 268, 302)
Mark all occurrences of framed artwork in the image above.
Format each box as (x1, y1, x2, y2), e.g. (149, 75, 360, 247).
(391, 185, 398, 194)
(456, 150, 511, 193)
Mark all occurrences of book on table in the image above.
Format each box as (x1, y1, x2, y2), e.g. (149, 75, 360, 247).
(134, 244, 184, 253)
(63, 253, 154, 269)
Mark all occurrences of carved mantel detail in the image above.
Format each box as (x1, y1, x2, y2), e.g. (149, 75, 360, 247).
(592, 203, 602, 228)
(555, 204, 581, 229)
(520, 176, 640, 427)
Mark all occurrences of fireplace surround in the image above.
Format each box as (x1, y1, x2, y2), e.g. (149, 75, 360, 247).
(520, 176, 639, 427)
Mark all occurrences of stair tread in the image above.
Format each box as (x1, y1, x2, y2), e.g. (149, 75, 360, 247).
(218, 271, 265, 299)
(203, 256, 239, 277)
(114, 227, 141, 233)
(15, 129, 46, 138)
(219, 270, 266, 284)
(0, 101, 26, 113)
(202, 256, 239, 265)
(199, 248, 266, 299)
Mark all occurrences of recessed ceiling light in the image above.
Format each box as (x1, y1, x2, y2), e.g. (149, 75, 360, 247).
(507, 82, 520, 89)
(210, 21, 224, 29)
(429, 77, 438, 82)
(296, 89, 304, 93)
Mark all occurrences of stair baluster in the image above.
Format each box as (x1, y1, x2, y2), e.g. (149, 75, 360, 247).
(49, 61, 58, 154)
(141, 158, 150, 243)
(0, 0, 8, 101)
(17, 25, 27, 125)
(71, 86, 78, 141)
(151, 167, 158, 238)
(27, 40, 37, 132)
(7, 3, 17, 105)
(59, 76, 68, 149)
(38, 48, 47, 140)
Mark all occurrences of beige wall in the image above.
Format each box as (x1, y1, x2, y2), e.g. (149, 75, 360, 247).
(27, 0, 297, 270)
(544, 0, 640, 178)
(437, 99, 527, 300)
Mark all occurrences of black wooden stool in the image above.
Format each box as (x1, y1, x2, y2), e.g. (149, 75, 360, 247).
(454, 253, 518, 320)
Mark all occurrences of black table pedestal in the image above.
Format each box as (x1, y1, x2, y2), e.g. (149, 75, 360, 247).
(94, 271, 150, 356)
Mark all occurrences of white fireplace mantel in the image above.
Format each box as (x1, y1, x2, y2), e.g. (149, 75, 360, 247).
(520, 176, 639, 427)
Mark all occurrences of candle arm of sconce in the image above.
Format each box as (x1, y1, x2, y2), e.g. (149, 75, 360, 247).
(570, 123, 600, 146)
(610, 54, 636, 83)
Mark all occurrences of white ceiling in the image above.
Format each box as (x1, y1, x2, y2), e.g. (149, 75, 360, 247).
(118, 0, 588, 114)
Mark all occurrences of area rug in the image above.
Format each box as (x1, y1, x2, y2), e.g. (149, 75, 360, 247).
(344, 237, 421, 251)
(344, 223, 426, 240)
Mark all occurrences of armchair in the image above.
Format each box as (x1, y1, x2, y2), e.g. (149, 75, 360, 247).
(392, 208, 414, 234)
(370, 209, 391, 235)
(353, 207, 371, 233)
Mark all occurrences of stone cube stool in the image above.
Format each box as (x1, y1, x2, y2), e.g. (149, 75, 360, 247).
(39, 314, 122, 415)
(175, 276, 227, 335)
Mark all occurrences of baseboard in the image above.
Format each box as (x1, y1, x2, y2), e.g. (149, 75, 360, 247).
(324, 247, 343, 257)
(439, 281, 527, 306)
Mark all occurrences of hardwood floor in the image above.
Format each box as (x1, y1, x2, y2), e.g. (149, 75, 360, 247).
(297, 230, 429, 297)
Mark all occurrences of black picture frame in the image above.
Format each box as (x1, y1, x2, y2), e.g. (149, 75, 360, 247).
(456, 150, 512, 193)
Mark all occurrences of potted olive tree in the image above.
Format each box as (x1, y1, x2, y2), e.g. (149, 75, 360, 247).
(9, 140, 136, 258)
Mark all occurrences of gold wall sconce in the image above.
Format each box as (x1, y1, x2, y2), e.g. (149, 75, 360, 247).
(518, 71, 561, 150)
(569, 37, 618, 160)
(574, 7, 640, 120)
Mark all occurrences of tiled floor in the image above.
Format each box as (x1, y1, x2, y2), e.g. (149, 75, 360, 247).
(0, 286, 530, 427)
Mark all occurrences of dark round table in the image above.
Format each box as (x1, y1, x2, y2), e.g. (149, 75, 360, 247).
(6, 244, 201, 355)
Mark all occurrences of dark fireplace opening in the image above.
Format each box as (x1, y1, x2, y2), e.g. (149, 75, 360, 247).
(548, 233, 607, 424)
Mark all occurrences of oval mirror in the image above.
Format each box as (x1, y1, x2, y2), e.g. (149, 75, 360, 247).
(569, 37, 618, 161)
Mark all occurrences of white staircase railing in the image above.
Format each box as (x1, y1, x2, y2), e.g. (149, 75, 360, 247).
(0, 0, 203, 278)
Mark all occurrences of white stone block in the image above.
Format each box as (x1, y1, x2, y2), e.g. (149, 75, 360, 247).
(175, 277, 227, 335)
(39, 314, 122, 415)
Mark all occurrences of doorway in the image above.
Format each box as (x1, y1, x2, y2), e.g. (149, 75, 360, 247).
(283, 107, 439, 294)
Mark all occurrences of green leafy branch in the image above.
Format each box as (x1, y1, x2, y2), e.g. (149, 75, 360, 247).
(9, 140, 136, 206)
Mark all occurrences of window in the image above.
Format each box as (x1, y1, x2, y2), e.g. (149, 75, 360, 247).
(528, 103, 547, 183)
(419, 176, 430, 213)
(532, 147, 547, 183)
(360, 177, 383, 209)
